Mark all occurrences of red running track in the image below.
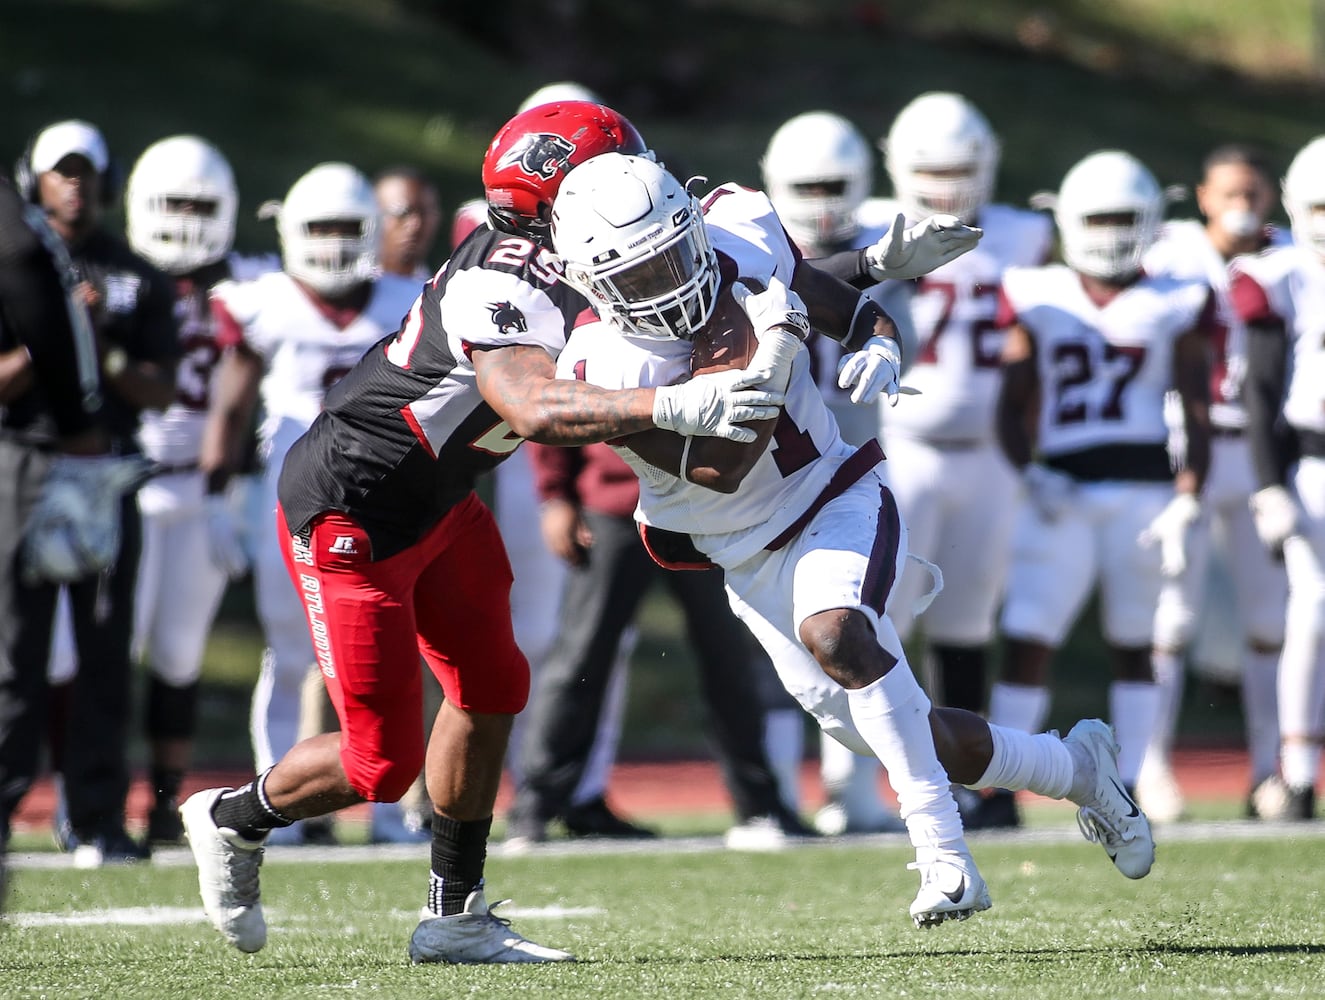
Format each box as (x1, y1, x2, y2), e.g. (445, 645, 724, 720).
(10, 746, 1264, 834)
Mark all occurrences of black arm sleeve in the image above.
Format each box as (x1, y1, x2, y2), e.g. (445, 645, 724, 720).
(807, 248, 874, 290)
(0, 183, 103, 437)
(1243, 320, 1293, 489)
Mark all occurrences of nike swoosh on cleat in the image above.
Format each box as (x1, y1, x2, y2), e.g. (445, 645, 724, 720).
(1109, 778, 1141, 818)
(943, 877, 968, 906)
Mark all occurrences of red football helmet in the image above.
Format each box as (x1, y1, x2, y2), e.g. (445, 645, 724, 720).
(481, 100, 648, 243)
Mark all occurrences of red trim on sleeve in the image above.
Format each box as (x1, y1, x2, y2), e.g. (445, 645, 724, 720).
(993, 284, 1019, 329)
(399, 405, 437, 459)
(209, 295, 245, 350)
(1228, 268, 1278, 325)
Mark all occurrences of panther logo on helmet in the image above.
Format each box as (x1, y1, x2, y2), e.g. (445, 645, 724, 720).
(487, 300, 528, 335)
(496, 133, 577, 181)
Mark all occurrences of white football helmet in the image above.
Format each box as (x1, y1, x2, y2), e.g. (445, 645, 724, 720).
(1055, 150, 1163, 281)
(884, 91, 999, 224)
(1283, 135, 1325, 255)
(276, 162, 379, 296)
(125, 135, 237, 274)
(518, 81, 602, 113)
(551, 152, 718, 341)
(761, 111, 872, 251)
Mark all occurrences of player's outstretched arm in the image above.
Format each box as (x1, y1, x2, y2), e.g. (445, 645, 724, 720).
(473, 344, 783, 445)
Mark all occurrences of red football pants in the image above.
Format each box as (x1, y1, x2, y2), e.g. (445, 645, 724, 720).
(277, 492, 529, 802)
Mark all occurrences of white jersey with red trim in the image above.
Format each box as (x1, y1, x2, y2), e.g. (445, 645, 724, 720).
(1230, 244, 1325, 435)
(1001, 264, 1210, 457)
(212, 269, 418, 443)
(1144, 219, 1290, 429)
(881, 202, 1053, 442)
(136, 252, 277, 466)
(557, 313, 853, 568)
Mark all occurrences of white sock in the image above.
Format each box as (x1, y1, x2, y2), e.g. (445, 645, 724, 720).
(1110, 681, 1161, 787)
(1149, 648, 1185, 759)
(1281, 741, 1320, 791)
(1242, 648, 1281, 785)
(967, 724, 1074, 800)
(763, 709, 805, 813)
(820, 732, 885, 812)
(846, 666, 964, 849)
(987, 681, 1051, 734)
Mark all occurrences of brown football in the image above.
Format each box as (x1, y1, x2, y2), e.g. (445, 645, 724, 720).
(690, 279, 762, 376)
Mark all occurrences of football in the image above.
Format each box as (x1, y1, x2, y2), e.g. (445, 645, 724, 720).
(689, 279, 762, 376)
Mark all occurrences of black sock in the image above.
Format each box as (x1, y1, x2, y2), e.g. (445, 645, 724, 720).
(935, 644, 988, 714)
(427, 815, 492, 916)
(211, 769, 294, 841)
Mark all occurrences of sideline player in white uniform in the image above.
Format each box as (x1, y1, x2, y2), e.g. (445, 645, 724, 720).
(991, 151, 1215, 827)
(552, 152, 1155, 927)
(1231, 134, 1325, 819)
(202, 162, 419, 844)
(45, 136, 273, 845)
(1141, 145, 1291, 821)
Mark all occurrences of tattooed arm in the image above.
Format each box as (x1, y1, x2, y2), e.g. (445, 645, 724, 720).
(472, 343, 659, 445)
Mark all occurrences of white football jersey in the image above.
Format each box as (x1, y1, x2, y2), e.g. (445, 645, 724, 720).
(212, 269, 419, 442)
(881, 202, 1054, 441)
(1230, 244, 1325, 435)
(1001, 264, 1211, 457)
(557, 316, 853, 568)
(136, 253, 278, 466)
(1144, 219, 1291, 429)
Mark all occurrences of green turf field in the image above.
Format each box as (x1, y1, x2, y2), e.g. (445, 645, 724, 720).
(5, 823, 1324, 999)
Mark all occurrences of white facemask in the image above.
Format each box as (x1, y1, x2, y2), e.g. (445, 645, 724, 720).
(1218, 207, 1261, 240)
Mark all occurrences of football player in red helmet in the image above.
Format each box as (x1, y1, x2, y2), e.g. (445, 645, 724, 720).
(481, 100, 649, 243)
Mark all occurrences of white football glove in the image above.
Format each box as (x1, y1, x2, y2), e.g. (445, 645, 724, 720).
(836, 335, 904, 406)
(729, 276, 809, 394)
(1249, 484, 1301, 556)
(654, 369, 785, 443)
(206, 492, 251, 580)
(864, 212, 983, 282)
(1021, 464, 1076, 524)
(22, 454, 153, 585)
(1138, 492, 1202, 577)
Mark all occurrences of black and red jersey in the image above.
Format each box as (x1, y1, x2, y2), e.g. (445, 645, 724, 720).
(278, 224, 589, 560)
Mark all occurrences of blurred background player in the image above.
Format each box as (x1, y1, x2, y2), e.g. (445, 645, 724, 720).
(990, 150, 1214, 826)
(1231, 133, 1325, 820)
(759, 109, 912, 833)
(201, 161, 421, 845)
(121, 135, 273, 844)
(1140, 144, 1291, 822)
(374, 165, 442, 282)
(0, 167, 145, 906)
(19, 119, 179, 865)
(875, 92, 1053, 829)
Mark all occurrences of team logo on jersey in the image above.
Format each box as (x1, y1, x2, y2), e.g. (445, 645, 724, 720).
(487, 300, 528, 335)
(496, 133, 576, 179)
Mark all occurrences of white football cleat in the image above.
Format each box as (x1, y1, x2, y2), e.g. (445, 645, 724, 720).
(408, 888, 575, 964)
(907, 845, 992, 928)
(1065, 719, 1155, 879)
(179, 788, 268, 953)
